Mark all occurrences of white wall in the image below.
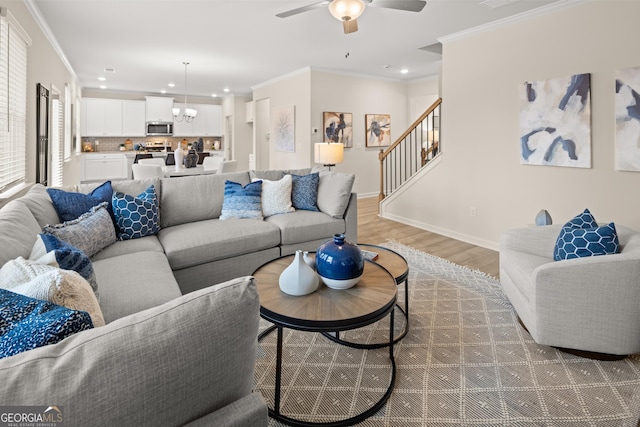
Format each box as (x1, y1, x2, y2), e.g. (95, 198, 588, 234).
(252, 68, 312, 170)
(382, 1, 640, 249)
(2, 1, 81, 190)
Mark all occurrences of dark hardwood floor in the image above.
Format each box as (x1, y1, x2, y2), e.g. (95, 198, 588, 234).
(357, 197, 500, 278)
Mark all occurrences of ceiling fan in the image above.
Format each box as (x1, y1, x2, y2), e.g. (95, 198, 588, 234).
(277, 0, 427, 34)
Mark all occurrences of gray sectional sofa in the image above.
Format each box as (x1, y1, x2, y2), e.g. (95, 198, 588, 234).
(0, 168, 357, 426)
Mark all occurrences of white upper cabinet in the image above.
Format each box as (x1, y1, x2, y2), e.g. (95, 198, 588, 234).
(245, 101, 254, 123)
(82, 98, 123, 136)
(173, 104, 221, 136)
(122, 101, 146, 136)
(145, 96, 175, 122)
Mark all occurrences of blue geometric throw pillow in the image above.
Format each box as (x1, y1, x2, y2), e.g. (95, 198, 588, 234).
(47, 181, 113, 222)
(219, 180, 263, 220)
(30, 234, 98, 296)
(563, 208, 597, 230)
(553, 222, 620, 261)
(0, 289, 93, 359)
(112, 185, 160, 240)
(290, 172, 320, 212)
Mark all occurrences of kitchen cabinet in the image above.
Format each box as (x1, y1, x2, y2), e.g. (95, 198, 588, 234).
(173, 103, 222, 137)
(122, 101, 146, 136)
(80, 153, 128, 183)
(146, 96, 174, 122)
(82, 98, 123, 136)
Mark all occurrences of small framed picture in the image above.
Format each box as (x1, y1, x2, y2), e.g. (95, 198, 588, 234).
(323, 112, 353, 148)
(365, 114, 391, 147)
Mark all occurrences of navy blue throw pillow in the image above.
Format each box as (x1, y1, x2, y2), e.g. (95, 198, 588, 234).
(290, 173, 320, 212)
(47, 181, 113, 222)
(0, 289, 93, 359)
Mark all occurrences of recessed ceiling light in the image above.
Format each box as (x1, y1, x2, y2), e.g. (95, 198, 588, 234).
(211, 93, 217, 98)
(98, 76, 106, 81)
(99, 85, 107, 89)
(400, 69, 409, 74)
(160, 89, 167, 94)
(168, 83, 175, 88)
(223, 88, 230, 93)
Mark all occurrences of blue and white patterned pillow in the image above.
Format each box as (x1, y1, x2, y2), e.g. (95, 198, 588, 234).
(290, 173, 320, 212)
(563, 208, 597, 229)
(0, 288, 93, 359)
(220, 180, 263, 220)
(29, 234, 98, 296)
(43, 202, 116, 258)
(554, 222, 620, 261)
(47, 180, 113, 222)
(112, 185, 160, 240)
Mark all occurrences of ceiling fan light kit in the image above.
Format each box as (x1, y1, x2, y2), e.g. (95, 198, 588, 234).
(328, 0, 365, 21)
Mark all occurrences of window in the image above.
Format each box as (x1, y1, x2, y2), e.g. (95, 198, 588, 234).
(0, 8, 30, 194)
(50, 87, 63, 187)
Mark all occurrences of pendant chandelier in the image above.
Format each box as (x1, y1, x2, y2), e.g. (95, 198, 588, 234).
(172, 61, 197, 123)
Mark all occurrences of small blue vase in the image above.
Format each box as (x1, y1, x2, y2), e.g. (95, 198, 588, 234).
(316, 234, 364, 290)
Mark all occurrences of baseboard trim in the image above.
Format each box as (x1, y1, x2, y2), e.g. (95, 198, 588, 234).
(382, 211, 499, 251)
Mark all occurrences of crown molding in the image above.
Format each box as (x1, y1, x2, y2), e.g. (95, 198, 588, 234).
(438, 0, 586, 44)
(23, 0, 78, 82)
(251, 66, 312, 91)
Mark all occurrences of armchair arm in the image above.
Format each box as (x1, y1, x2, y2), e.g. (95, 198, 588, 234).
(533, 254, 640, 354)
(0, 276, 265, 427)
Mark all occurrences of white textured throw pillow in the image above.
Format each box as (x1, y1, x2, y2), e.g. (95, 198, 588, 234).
(0, 257, 105, 327)
(252, 175, 295, 217)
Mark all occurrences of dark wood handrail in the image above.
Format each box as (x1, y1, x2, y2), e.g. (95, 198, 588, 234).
(379, 98, 442, 162)
(378, 98, 442, 203)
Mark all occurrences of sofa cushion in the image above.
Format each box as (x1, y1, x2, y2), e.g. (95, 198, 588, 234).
(112, 185, 160, 240)
(253, 175, 294, 217)
(553, 222, 620, 261)
(47, 180, 113, 222)
(158, 218, 280, 270)
(159, 172, 249, 228)
(15, 184, 60, 228)
(220, 180, 263, 221)
(250, 169, 284, 181)
(290, 172, 320, 212)
(317, 171, 355, 218)
(29, 234, 98, 295)
(266, 210, 345, 246)
(90, 235, 164, 262)
(43, 203, 116, 258)
(92, 251, 182, 323)
(0, 288, 93, 359)
(78, 178, 161, 202)
(0, 201, 42, 268)
(0, 257, 104, 327)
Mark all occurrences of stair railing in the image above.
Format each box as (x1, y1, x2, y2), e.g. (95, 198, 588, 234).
(378, 98, 441, 202)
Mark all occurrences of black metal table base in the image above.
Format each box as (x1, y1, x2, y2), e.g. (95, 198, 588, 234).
(321, 277, 409, 349)
(258, 311, 396, 427)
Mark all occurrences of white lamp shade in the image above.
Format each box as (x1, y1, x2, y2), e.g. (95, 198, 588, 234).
(328, 0, 365, 21)
(172, 107, 180, 116)
(315, 142, 344, 166)
(186, 108, 198, 118)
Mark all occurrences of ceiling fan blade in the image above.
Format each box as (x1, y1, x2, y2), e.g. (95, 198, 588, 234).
(343, 18, 359, 34)
(369, 0, 426, 12)
(276, 1, 330, 18)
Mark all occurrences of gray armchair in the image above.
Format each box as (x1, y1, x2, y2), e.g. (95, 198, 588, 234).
(499, 224, 640, 359)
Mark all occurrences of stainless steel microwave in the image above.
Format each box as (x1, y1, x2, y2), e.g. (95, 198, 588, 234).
(146, 121, 173, 136)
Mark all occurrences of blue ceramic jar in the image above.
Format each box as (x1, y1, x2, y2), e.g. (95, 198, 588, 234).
(316, 234, 364, 289)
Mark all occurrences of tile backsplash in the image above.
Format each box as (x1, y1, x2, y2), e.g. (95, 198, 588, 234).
(81, 136, 223, 152)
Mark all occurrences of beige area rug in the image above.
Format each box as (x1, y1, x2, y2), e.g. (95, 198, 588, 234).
(254, 241, 640, 426)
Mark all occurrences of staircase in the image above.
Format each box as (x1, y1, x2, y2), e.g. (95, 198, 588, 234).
(378, 98, 441, 202)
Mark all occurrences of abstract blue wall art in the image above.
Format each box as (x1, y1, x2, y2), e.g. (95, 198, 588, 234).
(615, 66, 640, 171)
(519, 73, 591, 168)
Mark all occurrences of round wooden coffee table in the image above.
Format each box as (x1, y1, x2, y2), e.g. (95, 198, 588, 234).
(253, 255, 397, 427)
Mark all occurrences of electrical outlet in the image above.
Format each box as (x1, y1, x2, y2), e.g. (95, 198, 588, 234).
(470, 206, 477, 217)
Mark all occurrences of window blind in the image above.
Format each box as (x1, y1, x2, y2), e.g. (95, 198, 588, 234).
(0, 9, 29, 194)
(51, 98, 63, 187)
